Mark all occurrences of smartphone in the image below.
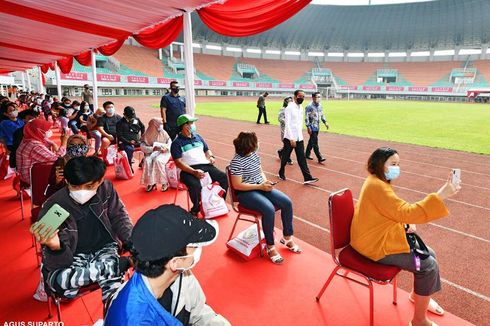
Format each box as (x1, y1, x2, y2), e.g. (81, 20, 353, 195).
(451, 169, 461, 186)
(32, 204, 70, 239)
(268, 181, 278, 186)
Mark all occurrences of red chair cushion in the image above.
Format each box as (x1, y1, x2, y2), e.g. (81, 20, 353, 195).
(339, 245, 400, 281)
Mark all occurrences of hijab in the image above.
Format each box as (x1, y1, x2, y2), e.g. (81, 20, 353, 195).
(23, 118, 52, 142)
(141, 118, 170, 146)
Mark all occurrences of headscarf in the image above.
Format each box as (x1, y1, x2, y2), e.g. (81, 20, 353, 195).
(141, 118, 170, 146)
(65, 135, 89, 159)
(23, 118, 52, 142)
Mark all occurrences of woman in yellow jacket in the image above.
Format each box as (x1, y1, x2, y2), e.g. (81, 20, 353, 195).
(351, 147, 460, 326)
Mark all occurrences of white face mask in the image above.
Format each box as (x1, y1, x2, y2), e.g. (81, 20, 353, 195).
(9, 110, 18, 118)
(158, 125, 164, 132)
(44, 130, 53, 139)
(175, 247, 202, 272)
(69, 189, 97, 205)
(106, 108, 115, 115)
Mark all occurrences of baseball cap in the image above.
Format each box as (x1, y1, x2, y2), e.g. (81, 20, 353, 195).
(131, 204, 218, 261)
(176, 114, 198, 127)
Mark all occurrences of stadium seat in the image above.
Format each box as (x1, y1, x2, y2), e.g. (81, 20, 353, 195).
(316, 188, 400, 326)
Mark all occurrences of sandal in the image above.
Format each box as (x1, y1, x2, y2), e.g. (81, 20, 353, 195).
(161, 184, 168, 192)
(146, 184, 156, 192)
(280, 237, 302, 253)
(408, 295, 445, 316)
(266, 246, 284, 264)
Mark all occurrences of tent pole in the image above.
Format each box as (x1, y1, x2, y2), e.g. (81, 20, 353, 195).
(183, 11, 196, 116)
(26, 70, 32, 91)
(55, 62, 62, 97)
(21, 72, 26, 91)
(37, 66, 44, 94)
(91, 49, 99, 108)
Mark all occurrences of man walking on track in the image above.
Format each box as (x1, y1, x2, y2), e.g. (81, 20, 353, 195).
(278, 90, 319, 185)
(305, 92, 329, 164)
(256, 92, 269, 124)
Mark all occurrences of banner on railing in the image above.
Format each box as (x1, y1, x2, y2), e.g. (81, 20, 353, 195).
(255, 82, 272, 88)
(97, 74, 121, 82)
(431, 87, 453, 93)
(194, 80, 203, 86)
(386, 86, 405, 92)
(408, 86, 428, 92)
(127, 76, 149, 83)
(208, 80, 227, 86)
(157, 78, 175, 84)
(340, 85, 358, 90)
(61, 72, 88, 81)
(362, 86, 381, 91)
(279, 83, 295, 89)
(299, 84, 316, 89)
(232, 81, 249, 87)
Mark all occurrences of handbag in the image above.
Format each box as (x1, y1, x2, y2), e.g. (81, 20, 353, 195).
(406, 232, 431, 260)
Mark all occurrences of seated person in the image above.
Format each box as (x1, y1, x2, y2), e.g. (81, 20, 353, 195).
(350, 147, 460, 326)
(87, 107, 106, 155)
(68, 101, 83, 134)
(16, 119, 67, 185)
(0, 102, 24, 152)
(9, 109, 39, 169)
(45, 135, 89, 197)
(76, 102, 93, 136)
(230, 131, 300, 264)
(96, 101, 121, 161)
(140, 118, 172, 192)
(30, 156, 133, 303)
(105, 204, 230, 326)
(170, 114, 228, 216)
(116, 106, 145, 172)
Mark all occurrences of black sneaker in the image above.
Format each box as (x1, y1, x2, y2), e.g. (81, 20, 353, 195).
(278, 173, 286, 181)
(318, 158, 326, 164)
(303, 177, 319, 185)
(305, 156, 313, 160)
(277, 150, 282, 160)
(265, 121, 270, 124)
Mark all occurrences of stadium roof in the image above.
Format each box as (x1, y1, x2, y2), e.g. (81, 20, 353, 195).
(190, 0, 490, 52)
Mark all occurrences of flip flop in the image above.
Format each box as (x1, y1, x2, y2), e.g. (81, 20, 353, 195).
(408, 295, 445, 316)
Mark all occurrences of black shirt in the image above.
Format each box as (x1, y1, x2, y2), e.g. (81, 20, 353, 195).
(74, 197, 114, 254)
(116, 117, 145, 146)
(97, 114, 121, 137)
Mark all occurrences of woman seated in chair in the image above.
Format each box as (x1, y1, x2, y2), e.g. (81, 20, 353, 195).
(350, 147, 461, 326)
(229, 131, 301, 265)
(140, 118, 172, 192)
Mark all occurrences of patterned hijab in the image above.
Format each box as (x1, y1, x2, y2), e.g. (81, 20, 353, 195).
(141, 118, 170, 146)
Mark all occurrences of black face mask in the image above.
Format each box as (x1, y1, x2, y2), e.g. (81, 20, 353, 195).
(296, 97, 304, 104)
(171, 86, 179, 93)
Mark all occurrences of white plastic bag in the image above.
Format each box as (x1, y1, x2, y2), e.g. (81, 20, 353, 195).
(200, 182, 229, 219)
(165, 159, 181, 189)
(105, 144, 117, 165)
(114, 151, 133, 180)
(227, 224, 265, 260)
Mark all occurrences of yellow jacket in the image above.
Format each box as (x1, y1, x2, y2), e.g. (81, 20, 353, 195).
(350, 174, 449, 261)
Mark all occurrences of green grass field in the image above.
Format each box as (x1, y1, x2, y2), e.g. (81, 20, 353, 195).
(160, 100, 490, 154)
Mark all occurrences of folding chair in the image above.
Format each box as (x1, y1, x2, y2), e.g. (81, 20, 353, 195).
(30, 162, 55, 267)
(315, 188, 401, 326)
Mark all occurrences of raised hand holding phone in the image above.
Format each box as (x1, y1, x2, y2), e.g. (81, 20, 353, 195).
(437, 170, 461, 200)
(451, 168, 461, 187)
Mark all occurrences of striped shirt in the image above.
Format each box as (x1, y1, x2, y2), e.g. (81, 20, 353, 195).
(229, 152, 264, 185)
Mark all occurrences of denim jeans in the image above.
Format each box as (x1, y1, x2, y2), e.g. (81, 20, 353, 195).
(237, 189, 293, 245)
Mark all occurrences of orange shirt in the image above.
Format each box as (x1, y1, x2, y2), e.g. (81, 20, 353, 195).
(350, 174, 449, 261)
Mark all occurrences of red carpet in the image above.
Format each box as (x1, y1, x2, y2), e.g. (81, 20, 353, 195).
(0, 163, 472, 325)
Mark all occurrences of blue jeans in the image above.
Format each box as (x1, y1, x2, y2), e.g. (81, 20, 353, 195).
(237, 189, 293, 245)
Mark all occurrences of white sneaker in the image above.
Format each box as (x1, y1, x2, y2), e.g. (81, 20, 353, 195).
(33, 280, 48, 302)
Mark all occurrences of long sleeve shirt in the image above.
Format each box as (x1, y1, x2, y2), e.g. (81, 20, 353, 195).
(16, 140, 65, 184)
(305, 102, 327, 132)
(283, 102, 304, 141)
(350, 174, 449, 261)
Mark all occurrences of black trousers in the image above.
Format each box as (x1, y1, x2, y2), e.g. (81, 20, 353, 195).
(166, 127, 178, 141)
(180, 164, 228, 214)
(256, 106, 268, 123)
(279, 139, 313, 181)
(305, 131, 323, 160)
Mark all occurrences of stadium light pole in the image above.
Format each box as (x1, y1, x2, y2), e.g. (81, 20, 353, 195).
(55, 62, 62, 97)
(91, 49, 99, 108)
(183, 11, 196, 116)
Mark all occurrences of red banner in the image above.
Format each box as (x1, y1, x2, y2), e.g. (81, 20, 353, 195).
(431, 87, 453, 93)
(194, 80, 203, 86)
(386, 86, 404, 91)
(209, 80, 227, 86)
(157, 78, 174, 84)
(61, 72, 87, 81)
(408, 86, 428, 92)
(299, 84, 315, 89)
(279, 83, 295, 89)
(362, 86, 381, 91)
(341, 85, 358, 90)
(255, 82, 272, 88)
(97, 74, 121, 82)
(127, 76, 149, 83)
(232, 81, 249, 87)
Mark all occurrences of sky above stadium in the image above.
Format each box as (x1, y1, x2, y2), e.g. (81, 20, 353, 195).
(312, 0, 432, 5)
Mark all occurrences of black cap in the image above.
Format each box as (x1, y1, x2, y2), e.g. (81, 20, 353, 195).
(123, 106, 135, 118)
(131, 204, 218, 261)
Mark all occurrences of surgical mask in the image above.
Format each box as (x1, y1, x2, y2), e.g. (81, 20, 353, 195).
(297, 97, 304, 105)
(190, 124, 196, 133)
(69, 189, 97, 205)
(171, 86, 179, 94)
(9, 110, 18, 118)
(175, 247, 202, 272)
(73, 106, 80, 111)
(158, 125, 164, 132)
(66, 144, 89, 158)
(106, 108, 115, 115)
(44, 130, 53, 139)
(384, 166, 400, 181)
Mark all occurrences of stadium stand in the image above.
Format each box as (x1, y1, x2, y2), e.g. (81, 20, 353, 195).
(193, 53, 236, 81)
(112, 45, 163, 77)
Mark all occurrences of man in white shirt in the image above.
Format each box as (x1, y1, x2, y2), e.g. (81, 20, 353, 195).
(278, 90, 319, 184)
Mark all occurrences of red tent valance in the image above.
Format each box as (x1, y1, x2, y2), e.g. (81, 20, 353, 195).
(133, 16, 183, 49)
